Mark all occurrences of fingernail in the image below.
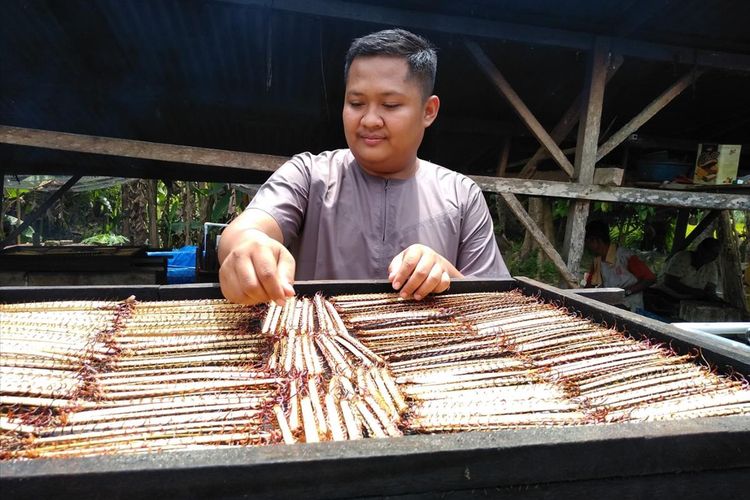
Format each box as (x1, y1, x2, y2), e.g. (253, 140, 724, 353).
(393, 281, 401, 289)
(400, 292, 407, 299)
(414, 294, 422, 301)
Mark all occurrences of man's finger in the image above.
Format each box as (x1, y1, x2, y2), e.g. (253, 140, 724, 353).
(388, 251, 404, 285)
(220, 255, 262, 305)
(393, 245, 423, 290)
(276, 246, 297, 297)
(253, 245, 287, 306)
(399, 252, 434, 298)
(412, 265, 445, 300)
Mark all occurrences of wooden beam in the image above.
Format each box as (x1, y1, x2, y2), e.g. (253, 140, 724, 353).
(563, 38, 609, 270)
(596, 69, 705, 160)
(0, 126, 288, 173)
(470, 176, 750, 211)
(465, 40, 575, 177)
(496, 137, 510, 177)
(227, 0, 750, 72)
(672, 209, 690, 252)
(500, 192, 579, 288)
(519, 55, 624, 179)
(669, 210, 721, 257)
(1, 175, 81, 248)
(718, 211, 748, 314)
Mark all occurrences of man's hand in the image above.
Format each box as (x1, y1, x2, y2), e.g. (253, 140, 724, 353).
(388, 244, 462, 300)
(219, 229, 295, 306)
(218, 209, 296, 306)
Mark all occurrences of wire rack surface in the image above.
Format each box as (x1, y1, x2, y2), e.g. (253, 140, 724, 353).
(2, 290, 749, 459)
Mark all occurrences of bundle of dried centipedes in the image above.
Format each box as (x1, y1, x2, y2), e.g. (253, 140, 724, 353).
(2, 290, 749, 460)
(1, 298, 278, 458)
(332, 291, 750, 431)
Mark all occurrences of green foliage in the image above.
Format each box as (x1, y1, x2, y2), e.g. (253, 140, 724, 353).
(504, 241, 561, 285)
(81, 233, 130, 245)
(3, 214, 35, 240)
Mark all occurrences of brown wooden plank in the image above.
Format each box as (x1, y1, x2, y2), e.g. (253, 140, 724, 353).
(0, 125, 288, 173)
(596, 69, 705, 160)
(465, 40, 575, 177)
(500, 192, 578, 288)
(471, 176, 750, 210)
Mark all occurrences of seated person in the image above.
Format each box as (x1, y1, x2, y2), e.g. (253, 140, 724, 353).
(655, 238, 721, 301)
(584, 220, 656, 311)
(218, 29, 509, 305)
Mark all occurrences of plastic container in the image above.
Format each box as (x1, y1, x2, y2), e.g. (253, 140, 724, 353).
(635, 160, 692, 182)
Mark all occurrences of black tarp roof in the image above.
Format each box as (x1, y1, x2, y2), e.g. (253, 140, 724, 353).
(2, 0, 749, 181)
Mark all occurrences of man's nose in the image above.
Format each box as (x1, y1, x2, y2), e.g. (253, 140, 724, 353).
(361, 106, 383, 128)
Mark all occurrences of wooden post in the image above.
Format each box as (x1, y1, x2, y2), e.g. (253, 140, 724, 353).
(184, 181, 192, 247)
(562, 38, 609, 276)
(672, 209, 690, 252)
(148, 180, 159, 248)
(519, 55, 623, 179)
(496, 137, 510, 177)
(0, 169, 4, 240)
(464, 40, 575, 177)
(500, 193, 579, 288)
(718, 211, 747, 313)
(596, 69, 705, 161)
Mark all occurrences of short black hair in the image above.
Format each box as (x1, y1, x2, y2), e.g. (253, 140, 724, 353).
(696, 237, 720, 253)
(585, 220, 611, 244)
(344, 28, 437, 98)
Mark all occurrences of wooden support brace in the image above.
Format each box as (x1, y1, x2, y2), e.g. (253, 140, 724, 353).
(500, 192, 578, 288)
(0, 125, 288, 173)
(0, 175, 82, 248)
(596, 69, 705, 161)
(669, 210, 720, 257)
(464, 40, 575, 177)
(519, 55, 624, 179)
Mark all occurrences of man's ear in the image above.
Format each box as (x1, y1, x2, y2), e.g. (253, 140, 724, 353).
(423, 95, 440, 127)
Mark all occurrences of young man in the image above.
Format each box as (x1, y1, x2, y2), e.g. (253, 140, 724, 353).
(584, 220, 656, 311)
(219, 29, 508, 305)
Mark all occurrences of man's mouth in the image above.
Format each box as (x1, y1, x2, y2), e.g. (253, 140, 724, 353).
(360, 134, 385, 146)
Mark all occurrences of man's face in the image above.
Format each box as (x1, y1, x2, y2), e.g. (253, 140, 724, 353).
(343, 56, 439, 178)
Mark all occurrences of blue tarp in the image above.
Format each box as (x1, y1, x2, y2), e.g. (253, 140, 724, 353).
(148, 245, 196, 284)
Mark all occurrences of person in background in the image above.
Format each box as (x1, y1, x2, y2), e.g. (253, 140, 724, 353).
(657, 237, 721, 301)
(584, 220, 656, 311)
(218, 29, 509, 305)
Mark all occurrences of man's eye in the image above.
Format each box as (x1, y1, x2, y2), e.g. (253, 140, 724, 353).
(348, 102, 363, 107)
(383, 103, 401, 109)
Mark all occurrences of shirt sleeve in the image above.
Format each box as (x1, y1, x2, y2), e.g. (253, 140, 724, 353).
(247, 154, 311, 247)
(456, 181, 510, 278)
(627, 255, 656, 281)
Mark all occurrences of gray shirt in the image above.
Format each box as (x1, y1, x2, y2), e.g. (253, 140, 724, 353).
(249, 149, 509, 280)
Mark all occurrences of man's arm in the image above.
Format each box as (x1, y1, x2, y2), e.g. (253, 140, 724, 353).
(664, 273, 706, 298)
(625, 255, 656, 295)
(218, 208, 295, 306)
